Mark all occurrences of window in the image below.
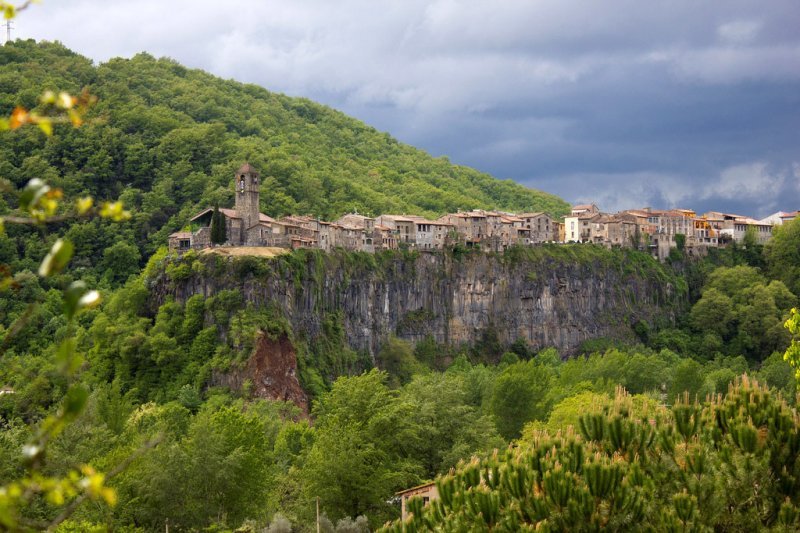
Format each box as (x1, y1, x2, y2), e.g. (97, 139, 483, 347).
(179, 239, 190, 250)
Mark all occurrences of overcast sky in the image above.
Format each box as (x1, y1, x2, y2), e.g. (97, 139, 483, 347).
(13, 0, 800, 217)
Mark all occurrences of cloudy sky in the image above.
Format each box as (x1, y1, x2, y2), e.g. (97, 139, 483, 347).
(14, 0, 800, 217)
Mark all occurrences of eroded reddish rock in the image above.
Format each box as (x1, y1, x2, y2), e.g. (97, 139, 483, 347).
(216, 332, 309, 415)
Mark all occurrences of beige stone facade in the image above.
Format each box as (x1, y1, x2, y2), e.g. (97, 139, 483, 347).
(397, 482, 438, 521)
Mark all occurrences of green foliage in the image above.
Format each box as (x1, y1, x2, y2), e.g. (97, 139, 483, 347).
(490, 360, 553, 439)
(784, 308, 800, 379)
(689, 266, 796, 360)
(210, 204, 226, 245)
(302, 370, 421, 526)
(376, 336, 426, 386)
(381, 377, 800, 532)
(111, 401, 276, 529)
(767, 218, 800, 295)
(674, 233, 686, 251)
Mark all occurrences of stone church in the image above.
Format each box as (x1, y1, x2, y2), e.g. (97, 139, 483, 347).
(168, 163, 283, 251)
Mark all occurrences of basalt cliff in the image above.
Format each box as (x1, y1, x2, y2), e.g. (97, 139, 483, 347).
(150, 246, 684, 363)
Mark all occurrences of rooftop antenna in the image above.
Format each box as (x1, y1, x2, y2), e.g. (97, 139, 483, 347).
(3, 20, 13, 44)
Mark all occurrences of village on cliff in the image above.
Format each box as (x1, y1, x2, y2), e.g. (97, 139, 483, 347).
(169, 163, 798, 262)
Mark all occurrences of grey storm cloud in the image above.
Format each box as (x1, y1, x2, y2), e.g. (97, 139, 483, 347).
(15, 0, 800, 217)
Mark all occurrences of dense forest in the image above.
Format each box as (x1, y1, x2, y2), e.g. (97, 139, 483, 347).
(1, 39, 800, 532)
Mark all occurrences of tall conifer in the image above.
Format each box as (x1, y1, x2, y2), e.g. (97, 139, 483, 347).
(210, 205, 226, 244)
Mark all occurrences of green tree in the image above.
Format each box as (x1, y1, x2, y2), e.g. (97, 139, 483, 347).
(784, 308, 800, 378)
(377, 336, 425, 386)
(210, 204, 226, 245)
(112, 402, 275, 530)
(101, 241, 141, 284)
(303, 370, 423, 526)
(490, 360, 553, 439)
(767, 218, 800, 295)
(668, 358, 704, 402)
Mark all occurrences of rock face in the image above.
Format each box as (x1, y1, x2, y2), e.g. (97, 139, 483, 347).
(154, 248, 681, 358)
(212, 332, 309, 413)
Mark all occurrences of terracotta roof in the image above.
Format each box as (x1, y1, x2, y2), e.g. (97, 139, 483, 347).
(169, 231, 192, 238)
(414, 219, 453, 226)
(396, 481, 436, 496)
(218, 207, 239, 219)
(237, 162, 258, 174)
(247, 221, 273, 230)
(339, 213, 373, 221)
(191, 207, 239, 221)
(620, 210, 651, 218)
(378, 214, 415, 222)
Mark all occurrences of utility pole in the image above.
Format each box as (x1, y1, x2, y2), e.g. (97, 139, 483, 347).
(316, 496, 320, 533)
(3, 20, 12, 44)
(4, 20, 11, 44)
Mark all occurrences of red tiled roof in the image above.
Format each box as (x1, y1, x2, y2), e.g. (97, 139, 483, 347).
(191, 207, 274, 223)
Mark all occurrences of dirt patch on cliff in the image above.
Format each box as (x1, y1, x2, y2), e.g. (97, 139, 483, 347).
(217, 332, 309, 415)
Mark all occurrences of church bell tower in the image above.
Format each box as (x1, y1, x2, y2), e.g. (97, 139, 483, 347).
(234, 162, 260, 233)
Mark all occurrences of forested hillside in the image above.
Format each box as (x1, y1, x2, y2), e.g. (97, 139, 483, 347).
(0, 40, 567, 264)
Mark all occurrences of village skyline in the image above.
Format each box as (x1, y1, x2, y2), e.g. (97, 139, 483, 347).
(170, 163, 798, 262)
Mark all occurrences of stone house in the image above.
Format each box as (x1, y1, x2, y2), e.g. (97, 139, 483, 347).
(406, 216, 455, 250)
(518, 212, 555, 243)
(563, 204, 602, 243)
(397, 482, 438, 521)
(564, 212, 601, 242)
(701, 211, 772, 245)
(374, 224, 398, 250)
(554, 220, 565, 242)
(167, 231, 193, 252)
(499, 214, 528, 247)
(278, 215, 321, 248)
(375, 215, 417, 246)
(438, 212, 488, 246)
(571, 203, 600, 217)
(335, 213, 376, 252)
(604, 214, 638, 247)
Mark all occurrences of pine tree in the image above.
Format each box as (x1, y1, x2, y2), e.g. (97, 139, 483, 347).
(210, 205, 227, 245)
